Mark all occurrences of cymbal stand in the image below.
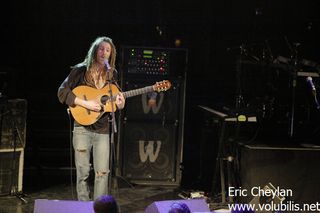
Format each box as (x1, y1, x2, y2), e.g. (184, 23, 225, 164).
(235, 45, 246, 109)
(288, 43, 300, 138)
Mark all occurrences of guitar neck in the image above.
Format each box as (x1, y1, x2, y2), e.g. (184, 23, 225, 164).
(123, 86, 154, 98)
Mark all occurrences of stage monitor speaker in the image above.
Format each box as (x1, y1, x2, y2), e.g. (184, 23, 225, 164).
(0, 99, 27, 149)
(34, 199, 94, 213)
(0, 148, 24, 195)
(239, 143, 320, 207)
(120, 121, 182, 185)
(144, 198, 210, 213)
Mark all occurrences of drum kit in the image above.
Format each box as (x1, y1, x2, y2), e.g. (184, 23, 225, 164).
(229, 37, 320, 140)
(209, 38, 320, 205)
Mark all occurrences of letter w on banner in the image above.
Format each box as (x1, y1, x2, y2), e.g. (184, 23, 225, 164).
(139, 140, 162, 163)
(142, 93, 164, 114)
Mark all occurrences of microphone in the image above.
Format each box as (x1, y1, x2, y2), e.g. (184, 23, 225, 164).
(104, 59, 115, 83)
(307, 76, 320, 109)
(104, 59, 111, 70)
(306, 76, 316, 91)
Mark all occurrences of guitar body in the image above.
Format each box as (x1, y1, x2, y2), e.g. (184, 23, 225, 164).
(69, 84, 120, 126)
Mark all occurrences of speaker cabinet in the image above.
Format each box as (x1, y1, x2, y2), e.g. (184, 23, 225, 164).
(122, 79, 182, 121)
(144, 198, 210, 213)
(0, 99, 27, 149)
(34, 199, 94, 213)
(0, 148, 24, 195)
(118, 79, 185, 186)
(0, 99, 26, 195)
(120, 121, 179, 185)
(239, 144, 320, 206)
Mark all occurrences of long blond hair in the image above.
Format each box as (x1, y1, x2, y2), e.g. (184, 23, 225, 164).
(74, 36, 117, 86)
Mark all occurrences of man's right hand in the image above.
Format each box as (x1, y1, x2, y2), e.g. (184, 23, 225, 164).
(75, 97, 101, 112)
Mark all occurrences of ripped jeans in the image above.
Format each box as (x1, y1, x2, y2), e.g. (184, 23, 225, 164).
(73, 126, 110, 201)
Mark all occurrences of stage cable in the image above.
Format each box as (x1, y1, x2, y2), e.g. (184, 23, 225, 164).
(67, 108, 75, 200)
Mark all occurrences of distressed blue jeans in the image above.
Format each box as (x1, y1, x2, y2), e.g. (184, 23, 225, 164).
(73, 126, 110, 201)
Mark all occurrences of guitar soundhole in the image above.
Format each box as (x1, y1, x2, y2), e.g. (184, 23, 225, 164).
(100, 95, 109, 105)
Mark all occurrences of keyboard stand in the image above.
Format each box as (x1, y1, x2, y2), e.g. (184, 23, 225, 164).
(198, 105, 257, 205)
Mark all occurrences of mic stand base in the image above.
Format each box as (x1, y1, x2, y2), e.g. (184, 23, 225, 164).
(111, 175, 135, 196)
(0, 191, 29, 204)
(109, 131, 135, 196)
(12, 191, 28, 204)
(112, 175, 135, 188)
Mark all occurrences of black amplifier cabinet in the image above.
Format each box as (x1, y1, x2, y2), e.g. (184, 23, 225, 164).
(117, 46, 188, 186)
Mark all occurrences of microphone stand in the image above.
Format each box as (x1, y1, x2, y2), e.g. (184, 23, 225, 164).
(106, 70, 134, 196)
(10, 114, 28, 203)
(106, 70, 117, 195)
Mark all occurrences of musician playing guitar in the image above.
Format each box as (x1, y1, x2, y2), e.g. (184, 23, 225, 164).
(57, 36, 125, 201)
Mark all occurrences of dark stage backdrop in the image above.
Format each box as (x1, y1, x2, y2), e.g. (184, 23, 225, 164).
(1, 1, 320, 191)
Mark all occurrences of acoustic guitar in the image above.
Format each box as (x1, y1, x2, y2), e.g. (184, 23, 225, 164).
(69, 80, 171, 125)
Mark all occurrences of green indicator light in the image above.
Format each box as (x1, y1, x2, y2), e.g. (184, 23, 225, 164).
(143, 50, 153, 55)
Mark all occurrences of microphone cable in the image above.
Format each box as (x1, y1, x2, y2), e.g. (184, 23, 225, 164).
(312, 92, 320, 110)
(66, 108, 75, 200)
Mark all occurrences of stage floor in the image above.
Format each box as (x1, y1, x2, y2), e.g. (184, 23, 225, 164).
(0, 183, 182, 213)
